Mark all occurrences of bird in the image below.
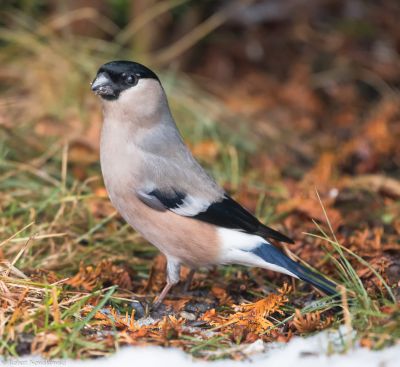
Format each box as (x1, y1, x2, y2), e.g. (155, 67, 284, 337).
(91, 60, 337, 307)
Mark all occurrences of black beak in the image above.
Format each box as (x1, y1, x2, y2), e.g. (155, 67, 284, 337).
(91, 72, 118, 100)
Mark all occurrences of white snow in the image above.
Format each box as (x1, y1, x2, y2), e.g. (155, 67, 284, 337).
(1, 330, 399, 367)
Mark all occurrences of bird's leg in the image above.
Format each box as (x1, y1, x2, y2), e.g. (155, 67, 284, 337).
(152, 256, 180, 308)
(183, 268, 195, 292)
(152, 282, 173, 309)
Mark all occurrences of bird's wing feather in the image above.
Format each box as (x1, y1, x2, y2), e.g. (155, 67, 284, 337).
(136, 190, 167, 211)
(137, 188, 294, 244)
(194, 195, 294, 244)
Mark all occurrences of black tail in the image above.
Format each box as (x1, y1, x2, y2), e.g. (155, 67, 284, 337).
(252, 244, 337, 296)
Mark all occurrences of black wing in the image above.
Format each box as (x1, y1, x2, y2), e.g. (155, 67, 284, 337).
(137, 188, 185, 211)
(148, 188, 186, 209)
(139, 188, 294, 244)
(193, 195, 294, 244)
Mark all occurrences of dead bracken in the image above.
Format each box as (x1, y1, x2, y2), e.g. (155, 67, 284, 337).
(1, 0, 400, 361)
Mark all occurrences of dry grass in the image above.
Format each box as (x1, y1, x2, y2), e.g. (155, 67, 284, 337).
(0, 2, 399, 361)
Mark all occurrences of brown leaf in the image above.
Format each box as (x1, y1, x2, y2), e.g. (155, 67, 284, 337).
(302, 152, 337, 189)
(67, 260, 133, 291)
(203, 285, 290, 336)
(211, 286, 234, 306)
(163, 298, 190, 312)
(277, 195, 342, 230)
(191, 140, 219, 163)
(292, 309, 332, 333)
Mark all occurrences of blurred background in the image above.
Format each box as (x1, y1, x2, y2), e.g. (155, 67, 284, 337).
(2, 0, 400, 172)
(0, 0, 400, 278)
(0, 0, 399, 292)
(0, 0, 400, 357)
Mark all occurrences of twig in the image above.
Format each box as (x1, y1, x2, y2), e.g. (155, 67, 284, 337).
(153, 0, 256, 65)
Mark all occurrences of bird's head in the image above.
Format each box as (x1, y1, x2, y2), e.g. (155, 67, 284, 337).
(91, 61, 169, 121)
(91, 60, 159, 101)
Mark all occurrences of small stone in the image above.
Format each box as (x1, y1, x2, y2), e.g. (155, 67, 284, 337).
(180, 311, 196, 321)
(130, 300, 146, 319)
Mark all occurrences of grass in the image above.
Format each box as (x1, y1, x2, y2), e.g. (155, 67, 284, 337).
(0, 2, 399, 361)
(4, 197, 397, 360)
(0, 7, 260, 360)
(306, 194, 399, 350)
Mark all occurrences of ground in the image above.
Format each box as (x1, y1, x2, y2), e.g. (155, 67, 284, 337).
(0, 0, 399, 363)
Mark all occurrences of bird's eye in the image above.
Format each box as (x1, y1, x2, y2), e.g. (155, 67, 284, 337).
(123, 73, 138, 86)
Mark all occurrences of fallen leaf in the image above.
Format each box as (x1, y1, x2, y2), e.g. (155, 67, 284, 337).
(292, 309, 332, 333)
